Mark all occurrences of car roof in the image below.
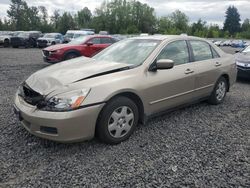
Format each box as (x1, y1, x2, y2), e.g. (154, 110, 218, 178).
(132, 35, 206, 41)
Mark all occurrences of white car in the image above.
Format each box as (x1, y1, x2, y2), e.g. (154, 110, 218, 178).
(214, 41, 223, 46)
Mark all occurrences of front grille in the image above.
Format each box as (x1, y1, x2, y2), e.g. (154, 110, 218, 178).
(22, 83, 43, 105)
(38, 40, 48, 44)
(237, 65, 250, 70)
(43, 50, 49, 57)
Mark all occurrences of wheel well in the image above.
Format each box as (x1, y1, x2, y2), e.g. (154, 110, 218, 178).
(64, 50, 80, 59)
(221, 74, 230, 91)
(4, 38, 9, 42)
(108, 92, 145, 124)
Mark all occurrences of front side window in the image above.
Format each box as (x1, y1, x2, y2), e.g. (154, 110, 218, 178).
(89, 38, 101, 44)
(157, 40, 189, 66)
(190, 40, 213, 61)
(69, 36, 89, 45)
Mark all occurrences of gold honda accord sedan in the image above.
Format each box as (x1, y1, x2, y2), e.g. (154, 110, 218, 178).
(14, 35, 237, 144)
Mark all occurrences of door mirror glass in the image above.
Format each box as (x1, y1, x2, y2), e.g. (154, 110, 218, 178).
(156, 59, 174, 70)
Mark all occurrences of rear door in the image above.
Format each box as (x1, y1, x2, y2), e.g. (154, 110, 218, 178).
(188, 40, 222, 98)
(144, 40, 196, 114)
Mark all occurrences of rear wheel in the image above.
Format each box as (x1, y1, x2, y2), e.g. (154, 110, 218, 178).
(64, 52, 79, 60)
(96, 97, 139, 144)
(208, 77, 228, 105)
(3, 39, 9, 47)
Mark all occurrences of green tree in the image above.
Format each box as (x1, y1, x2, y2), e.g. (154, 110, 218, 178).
(190, 19, 207, 37)
(0, 19, 3, 30)
(92, 0, 156, 34)
(26, 6, 41, 30)
(51, 10, 61, 32)
(7, 0, 30, 30)
(242, 18, 250, 31)
(57, 12, 76, 34)
(76, 7, 92, 29)
(170, 10, 189, 34)
(223, 6, 241, 36)
(157, 16, 173, 34)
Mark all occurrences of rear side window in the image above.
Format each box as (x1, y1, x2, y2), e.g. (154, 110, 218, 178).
(190, 41, 213, 61)
(157, 40, 189, 66)
(101, 37, 113, 44)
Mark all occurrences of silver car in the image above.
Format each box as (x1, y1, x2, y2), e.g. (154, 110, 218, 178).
(14, 35, 237, 144)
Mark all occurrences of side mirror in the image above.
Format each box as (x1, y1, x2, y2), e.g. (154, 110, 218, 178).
(86, 41, 93, 46)
(156, 59, 174, 69)
(149, 59, 174, 71)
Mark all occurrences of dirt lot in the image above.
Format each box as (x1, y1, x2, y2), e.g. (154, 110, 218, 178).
(0, 47, 249, 187)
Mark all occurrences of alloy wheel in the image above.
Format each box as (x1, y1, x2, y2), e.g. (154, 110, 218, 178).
(216, 81, 226, 101)
(108, 106, 134, 138)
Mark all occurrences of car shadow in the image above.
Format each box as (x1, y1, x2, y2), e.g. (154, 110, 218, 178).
(237, 77, 250, 84)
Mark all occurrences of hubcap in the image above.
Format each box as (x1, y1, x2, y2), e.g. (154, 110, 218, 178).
(108, 106, 134, 138)
(216, 81, 226, 101)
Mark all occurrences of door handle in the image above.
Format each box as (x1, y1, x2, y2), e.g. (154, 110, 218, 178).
(185, 69, 194, 74)
(215, 62, 222, 67)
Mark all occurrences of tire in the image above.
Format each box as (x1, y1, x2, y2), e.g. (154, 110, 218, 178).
(51, 41, 56, 45)
(24, 42, 30, 48)
(96, 96, 139, 144)
(3, 39, 9, 47)
(208, 77, 228, 105)
(64, 52, 79, 60)
(12, 45, 19, 48)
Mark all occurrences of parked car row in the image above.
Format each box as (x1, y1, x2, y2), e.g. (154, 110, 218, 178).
(0, 29, 105, 48)
(213, 39, 249, 48)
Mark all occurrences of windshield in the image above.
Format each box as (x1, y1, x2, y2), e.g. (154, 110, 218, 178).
(18, 32, 29, 38)
(65, 33, 74, 38)
(69, 36, 89, 45)
(73, 33, 86, 39)
(242, 46, 250, 53)
(43, 34, 57, 38)
(93, 39, 160, 65)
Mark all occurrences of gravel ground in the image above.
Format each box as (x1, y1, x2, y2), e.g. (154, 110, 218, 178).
(0, 47, 249, 188)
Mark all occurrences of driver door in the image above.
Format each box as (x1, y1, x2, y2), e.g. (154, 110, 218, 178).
(143, 40, 196, 115)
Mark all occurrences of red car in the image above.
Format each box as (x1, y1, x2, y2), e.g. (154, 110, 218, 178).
(42, 35, 117, 63)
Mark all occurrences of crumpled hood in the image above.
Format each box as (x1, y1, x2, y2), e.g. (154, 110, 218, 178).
(25, 57, 130, 95)
(235, 52, 250, 63)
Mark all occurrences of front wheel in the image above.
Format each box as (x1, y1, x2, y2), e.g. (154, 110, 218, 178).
(64, 52, 79, 60)
(96, 97, 139, 144)
(208, 77, 228, 105)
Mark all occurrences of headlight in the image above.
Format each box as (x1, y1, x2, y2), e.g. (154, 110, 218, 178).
(236, 61, 250, 67)
(42, 88, 91, 111)
(49, 50, 61, 54)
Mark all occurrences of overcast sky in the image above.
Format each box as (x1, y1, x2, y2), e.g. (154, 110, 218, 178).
(0, 0, 249, 27)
